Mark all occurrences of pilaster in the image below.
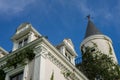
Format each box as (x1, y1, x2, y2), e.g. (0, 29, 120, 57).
(33, 45, 48, 80)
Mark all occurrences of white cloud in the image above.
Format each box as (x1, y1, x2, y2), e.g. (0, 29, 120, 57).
(73, 0, 95, 17)
(71, 0, 114, 21)
(0, 0, 35, 15)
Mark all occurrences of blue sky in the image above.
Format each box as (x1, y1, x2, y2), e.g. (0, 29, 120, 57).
(0, 0, 120, 63)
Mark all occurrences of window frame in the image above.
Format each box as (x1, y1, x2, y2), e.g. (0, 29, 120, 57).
(23, 38, 28, 46)
(18, 37, 28, 48)
(10, 72, 23, 80)
(5, 66, 24, 80)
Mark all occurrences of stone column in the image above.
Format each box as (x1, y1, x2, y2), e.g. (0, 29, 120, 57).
(32, 45, 48, 80)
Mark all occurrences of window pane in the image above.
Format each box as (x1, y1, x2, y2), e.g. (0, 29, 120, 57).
(11, 77, 17, 80)
(18, 73, 23, 80)
(18, 41, 22, 48)
(65, 53, 67, 57)
(24, 38, 28, 45)
(11, 72, 23, 80)
(68, 56, 71, 62)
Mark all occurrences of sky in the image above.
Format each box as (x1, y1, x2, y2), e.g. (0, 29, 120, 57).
(0, 0, 120, 63)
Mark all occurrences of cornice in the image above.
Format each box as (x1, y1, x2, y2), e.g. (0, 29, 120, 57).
(0, 38, 42, 63)
(0, 37, 88, 80)
(81, 34, 112, 48)
(41, 38, 88, 80)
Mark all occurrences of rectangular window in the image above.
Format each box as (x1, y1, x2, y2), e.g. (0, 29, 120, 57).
(18, 41, 22, 48)
(68, 56, 71, 62)
(10, 72, 23, 80)
(18, 37, 28, 48)
(24, 38, 28, 45)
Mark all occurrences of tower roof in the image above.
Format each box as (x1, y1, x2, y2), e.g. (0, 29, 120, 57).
(84, 19, 102, 38)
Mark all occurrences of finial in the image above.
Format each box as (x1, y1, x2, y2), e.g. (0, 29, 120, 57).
(86, 14, 91, 21)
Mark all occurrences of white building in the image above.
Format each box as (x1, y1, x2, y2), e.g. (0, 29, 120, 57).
(0, 23, 88, 80)
(0, 17, 118, 80)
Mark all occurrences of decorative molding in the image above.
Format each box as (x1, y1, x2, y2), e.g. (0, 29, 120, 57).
(107, 42, 113, 55)
(81, 35, 112, 47)
(34, 45, 48, 58)
(47, 52, 79, 80)
(33, 45, 47, 80)
(5, 66, 24, 80)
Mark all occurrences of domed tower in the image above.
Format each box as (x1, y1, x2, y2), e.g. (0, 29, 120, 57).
(80, 16, 118, 63)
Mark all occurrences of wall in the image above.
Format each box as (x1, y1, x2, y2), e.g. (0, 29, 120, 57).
(45, 58, 66, 80)
(81, 35, 118, 63)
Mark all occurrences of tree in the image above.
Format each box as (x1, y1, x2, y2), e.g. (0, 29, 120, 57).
(80, 46, 120, 80)
(0, 69, 5, 80)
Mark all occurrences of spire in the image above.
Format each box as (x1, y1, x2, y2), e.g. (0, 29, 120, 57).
(84, 15, 102, 38)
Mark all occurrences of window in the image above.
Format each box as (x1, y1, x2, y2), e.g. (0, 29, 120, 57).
(65, 53, 67, 57)
(68, 56, 71, 62)
(18, 41, 22, 48)
(65, 52, 72, 62)
(24, 38, 28, 45)
(10, 72, 23, 80)
(18, 37, 28, 48)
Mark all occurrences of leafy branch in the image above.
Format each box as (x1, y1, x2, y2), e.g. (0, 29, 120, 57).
(0, 69, 5, 80)
(6, 47, 35, 68)
(79, 46, 120, 80)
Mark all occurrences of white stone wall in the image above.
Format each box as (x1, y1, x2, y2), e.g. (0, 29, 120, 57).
(0, 53, 4, 58)
(32, 45, 66, 80)
(45, 58, 66, 80)
(81, 35, 118, 63)
(28, 32, 38, 42)
(12, 41, 18, 51)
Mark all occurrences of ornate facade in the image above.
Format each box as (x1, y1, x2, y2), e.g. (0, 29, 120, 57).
(0, 23, 88, 80)
(0, 18, 118, 80)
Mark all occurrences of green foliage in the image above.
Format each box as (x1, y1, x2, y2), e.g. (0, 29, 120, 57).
(50, 71, 54, 80)
(61, 70, 73, 78)
(0, 47, 35, 80)
(80, 46, 120, 80)
(6, 47, 35, 68)
(66, 71, 71, 77)
(108, 42, 113, 55)
(0, 69, 5, 80)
